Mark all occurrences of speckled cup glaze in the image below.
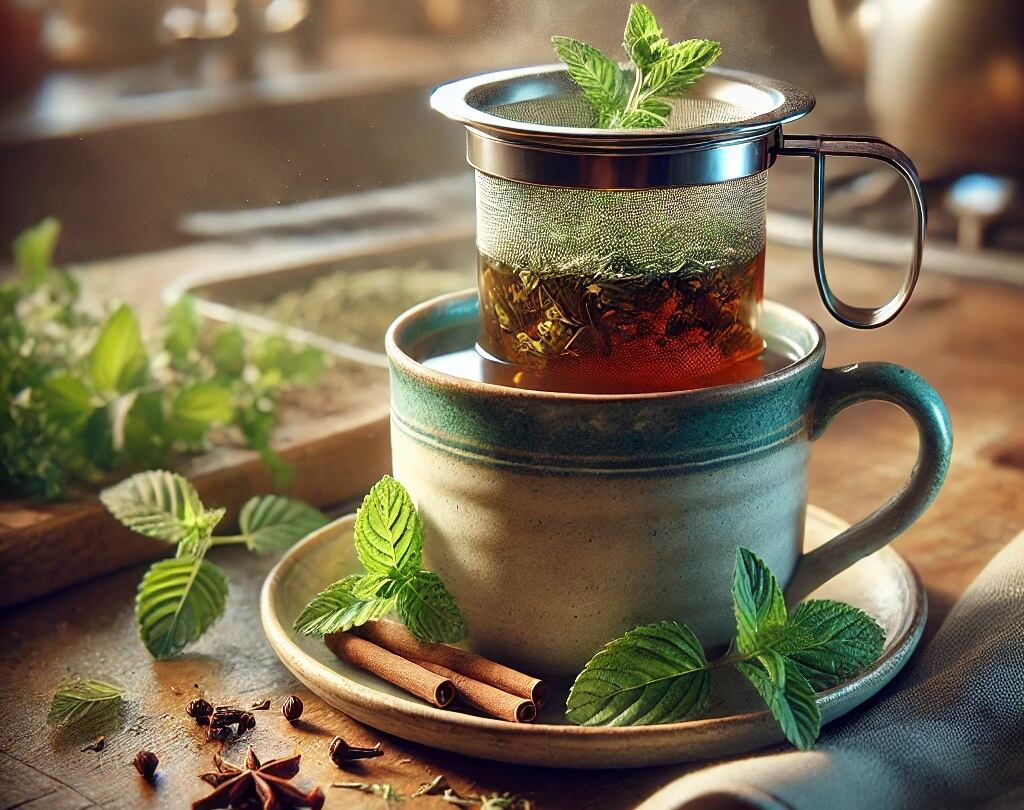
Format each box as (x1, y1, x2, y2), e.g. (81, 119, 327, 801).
(386, 292, 952, 676)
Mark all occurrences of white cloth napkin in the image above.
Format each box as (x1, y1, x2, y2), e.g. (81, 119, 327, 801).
(636, 531, 1024, 810)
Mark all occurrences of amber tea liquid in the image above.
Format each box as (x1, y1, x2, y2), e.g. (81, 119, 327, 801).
(474, 248, 766, 394)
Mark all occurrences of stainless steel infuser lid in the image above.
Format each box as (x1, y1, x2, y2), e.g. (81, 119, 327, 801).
(430, 64, 816, 189)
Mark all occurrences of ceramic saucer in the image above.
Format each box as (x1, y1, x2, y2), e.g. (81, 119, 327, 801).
(260, 505, 925, 769)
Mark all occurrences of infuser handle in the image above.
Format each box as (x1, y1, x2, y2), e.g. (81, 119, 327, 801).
(775, 134, 927, 329)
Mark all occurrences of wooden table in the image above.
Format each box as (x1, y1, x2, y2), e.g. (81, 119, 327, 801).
(2, 245, 1022, 809)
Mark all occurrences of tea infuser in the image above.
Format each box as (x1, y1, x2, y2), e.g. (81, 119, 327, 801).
(431, 64, 926, 331)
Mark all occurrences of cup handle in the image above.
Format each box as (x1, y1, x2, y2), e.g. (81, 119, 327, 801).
(775, 134, 928, 328)
(784, 362, 952, 605)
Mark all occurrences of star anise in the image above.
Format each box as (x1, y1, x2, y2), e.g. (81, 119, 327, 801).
(193, 747, 324, 810)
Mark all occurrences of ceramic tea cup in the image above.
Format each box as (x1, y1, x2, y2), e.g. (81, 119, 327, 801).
(385, 292, 952, 675)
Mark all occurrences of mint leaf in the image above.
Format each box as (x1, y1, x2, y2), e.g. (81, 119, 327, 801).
(42, 374, 95, 427)
(353, 476, 422, 576)
(14, 217, 60, 291)
(122, 392, 170, 467)
(737, 650, 820, 750)
(554, 4, 720, 130)
(623, 2, 668, 68)
(253, 335, 327, 386)
(732, 547, 787, 654)
(100, 469, 222, 545)
(566, 621, 712, 726)
(212, 324, 246, 377)
(395, 570, 467, 644)
(47, 678, 124, 727)
(641, 39, 721, 97)
(238, 494, 328, 554)
(90, 305, 147, 394)
(164, 294, 201, 363)
(613, 106, 668, 129)
(551, 36, 628, 127)
(293, 574, 393, 636)
(169, 381, 233, 442)
(771, 599, 886, 690)
(135, 556, 228, 658)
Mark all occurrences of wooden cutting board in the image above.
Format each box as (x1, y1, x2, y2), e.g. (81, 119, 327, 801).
(0, 397, 390, 608)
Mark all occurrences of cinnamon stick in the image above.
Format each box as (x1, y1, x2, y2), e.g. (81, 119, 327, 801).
(354, 620, 547, 707)
(325, 632, 455, 708)
(417, 661, 537, 723)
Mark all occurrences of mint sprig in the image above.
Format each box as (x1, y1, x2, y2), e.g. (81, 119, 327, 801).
(102, 469, 327, 658)
(552, 3, 721, 129)
(294, 476, 468, 644)
(566, 547, 885, 749)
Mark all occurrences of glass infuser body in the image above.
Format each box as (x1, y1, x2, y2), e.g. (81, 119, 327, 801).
(475, 170, 768, 392)
(432, 65, 926, 393)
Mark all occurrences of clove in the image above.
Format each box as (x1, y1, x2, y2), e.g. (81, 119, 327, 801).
(328, 736, 383, 767)
(282, 695, 304, 722)
(133, 750, 159, 780)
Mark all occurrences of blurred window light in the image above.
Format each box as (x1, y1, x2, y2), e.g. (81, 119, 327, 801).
(264, 0, 309, 34)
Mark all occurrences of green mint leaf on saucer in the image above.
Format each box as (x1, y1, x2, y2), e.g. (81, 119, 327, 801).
(732, 547, 788, 653)
(770, 599, 886, 690)
(396, 571, 468, 644)
(89, 304, 147, 394)
(566, 546, 885, 749)
(135, 557, 228, 658)
(294, 574, 394, 637)
(237, 494, 328, 554)
(566, 621, 712, 726)
(354, 475, 423, 576)
(737, 650, 820, 750)
(47, 678, 124, 727)
(550, 36, 627, 127)
(553, 3, 720, 129)
(101, 470, 223, 546)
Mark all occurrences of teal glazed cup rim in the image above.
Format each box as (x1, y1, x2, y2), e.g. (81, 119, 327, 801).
(385, 291, 823, 403)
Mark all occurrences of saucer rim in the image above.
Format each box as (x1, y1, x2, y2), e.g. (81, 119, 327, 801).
(260, 506, 925, 768)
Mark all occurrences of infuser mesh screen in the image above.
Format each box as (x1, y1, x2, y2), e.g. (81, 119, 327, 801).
(476, 172, 767, 276)
(485, 94, 756, 131)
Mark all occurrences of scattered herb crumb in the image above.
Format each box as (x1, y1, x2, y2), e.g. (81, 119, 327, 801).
(81, 735, 105, 752)
(332, 781, 401, 803)
(251, 699, 272, 711)
(411, 775, 450, 797)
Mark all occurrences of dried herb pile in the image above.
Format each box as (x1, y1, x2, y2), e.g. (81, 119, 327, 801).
(248, 263, 473, 352)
